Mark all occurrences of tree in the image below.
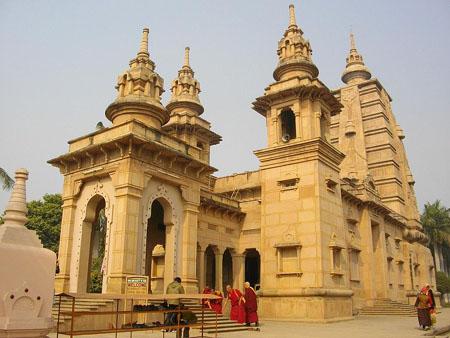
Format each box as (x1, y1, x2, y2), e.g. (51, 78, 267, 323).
(421, 200, 450, 270)
(25, 193, 62, 253)
(0, 167, 14, 190)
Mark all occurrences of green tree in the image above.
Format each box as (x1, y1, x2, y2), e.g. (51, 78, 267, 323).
(26, 193, 62, 253)
(0, 167, 14, 190)
(421, 200, 450, 268)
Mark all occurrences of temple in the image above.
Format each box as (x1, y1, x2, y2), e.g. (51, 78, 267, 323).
(49, 4, 434, 321)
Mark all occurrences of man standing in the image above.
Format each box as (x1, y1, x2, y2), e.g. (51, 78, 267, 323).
(243, 282, 258, 327)
(164, 277, 185, 327)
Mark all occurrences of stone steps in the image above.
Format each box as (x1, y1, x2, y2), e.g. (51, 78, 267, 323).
(52, 297, 249, 334)
(359, 299, 417, 316)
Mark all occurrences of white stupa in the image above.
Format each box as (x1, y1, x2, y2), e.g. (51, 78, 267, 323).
(0, 169, 56, 337)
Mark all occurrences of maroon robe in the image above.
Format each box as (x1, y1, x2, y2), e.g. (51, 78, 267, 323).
(202, 287, 212, 308)
(244, 287, 258, 323)
(228, 289, 246, 323)
(210, 292, 223, 314)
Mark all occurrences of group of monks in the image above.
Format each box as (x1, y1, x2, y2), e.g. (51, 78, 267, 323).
(201, 282, 258, 327)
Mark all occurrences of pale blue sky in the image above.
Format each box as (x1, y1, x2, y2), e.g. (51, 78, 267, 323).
(1, 0, 449, 212)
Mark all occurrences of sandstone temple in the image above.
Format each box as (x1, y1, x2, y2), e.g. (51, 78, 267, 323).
(49, 4, 435, 321)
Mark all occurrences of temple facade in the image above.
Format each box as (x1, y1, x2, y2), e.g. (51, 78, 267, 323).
(50, 5, 435, 321)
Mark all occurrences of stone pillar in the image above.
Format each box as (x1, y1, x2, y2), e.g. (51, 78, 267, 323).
(0, 168, 56, 337)
(180, 186, 200, 293)
(107, 161, 144, 293)
(197, 247, 206, 291)
(215, 249, 224, 292)
(232, 253, 245, 290)
(54, 190, 77, 293)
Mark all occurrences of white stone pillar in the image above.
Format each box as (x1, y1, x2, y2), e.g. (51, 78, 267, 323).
(232, 254, 245, 290)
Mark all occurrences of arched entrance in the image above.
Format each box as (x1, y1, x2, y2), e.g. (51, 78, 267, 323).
(78, 195, 108, 293)
(146, 199, 167, 293)
(222, 249, 233, 293)
(245, 249, 260, 288)
(205, 245, 216, 289)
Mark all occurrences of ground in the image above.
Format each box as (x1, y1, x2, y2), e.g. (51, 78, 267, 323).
(49, 308, 450, 338)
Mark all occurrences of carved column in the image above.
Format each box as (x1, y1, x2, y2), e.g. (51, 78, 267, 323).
(215, 248, 224, 292)
(180, 185, 200, 293)
(197, 247, 206, 291)
(232, 253, 245, 290)
(108, 160, 145, 293)
(55, 192, 78, 293)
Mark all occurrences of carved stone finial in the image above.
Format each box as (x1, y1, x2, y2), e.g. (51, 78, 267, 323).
(184, 47, 190, 68)
(273, 4, 318, 81)
(138, 28, 150, 57)
(288, 4, 297, 28)
(166, 47, 204, 115)
(2, 168, 29, 228)
(341, 32, 371, 85)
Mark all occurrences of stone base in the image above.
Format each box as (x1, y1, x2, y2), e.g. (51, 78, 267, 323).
(0, 327, 51, 338)
(258, 295, 353, 322)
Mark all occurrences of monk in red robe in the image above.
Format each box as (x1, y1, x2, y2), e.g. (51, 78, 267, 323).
(210, 290, 223, 314)
(244, 282, 258, 327)
(202, 286, 212, 309)
(224, 284, 246, 324)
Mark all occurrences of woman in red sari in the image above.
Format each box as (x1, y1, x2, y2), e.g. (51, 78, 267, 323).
(244, 282, 259, 327)
(224, 284, 246, 324)
(210, 290, 223, 314)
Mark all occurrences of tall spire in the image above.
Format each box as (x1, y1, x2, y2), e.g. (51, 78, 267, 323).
(105, 28, 167, 128)
(341, 32, 371, 85)
(288, 4, 297, 28)
(273, 4, 318, 81)
(166, 47, 203, 115)
(183, 47, 190, 68)
(138, 27, 150, 57)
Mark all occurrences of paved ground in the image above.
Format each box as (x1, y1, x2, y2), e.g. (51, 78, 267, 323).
(49, 308, 450, 338)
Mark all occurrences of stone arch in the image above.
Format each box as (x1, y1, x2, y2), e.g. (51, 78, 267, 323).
(141, 184, 180, 286)
(279, 108, 296, 142)
(222, 248, 233, 293)
(244, 248, 261, 289)
(75, 185, 113, 293)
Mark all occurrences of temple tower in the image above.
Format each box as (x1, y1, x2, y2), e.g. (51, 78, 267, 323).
(105, 28, 168, 129)
(50, 29, 216, 294)
(252, 4, 352, 321)
(163, 47, 222, 164)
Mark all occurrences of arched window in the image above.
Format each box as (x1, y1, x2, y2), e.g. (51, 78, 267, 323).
(280, 108, 296, 142)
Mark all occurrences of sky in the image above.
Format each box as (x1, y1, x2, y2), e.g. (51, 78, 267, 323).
(0, 0, 449, 213)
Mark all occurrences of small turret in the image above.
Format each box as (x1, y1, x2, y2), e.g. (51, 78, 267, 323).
(166, 47, 203, 116)
(341, 33, 371, 85)
(105, 28, 168, 128)
(273, 4, 319, 81)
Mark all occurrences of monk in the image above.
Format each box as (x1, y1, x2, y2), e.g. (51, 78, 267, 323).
(243, 282, 258, 327)
(201, 285, 212, 309)
(224, 284, 246, 324)
(210, 290, 223, 314)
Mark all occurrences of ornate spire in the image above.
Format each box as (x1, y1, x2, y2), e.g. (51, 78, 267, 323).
(341, 33, 371, 85)
(2, 169, 28, 228)
(105, 28, 168, 128)
(273, 4, 318, 81)
(166, 47, 203, 115)
(288, 4, 297, 28)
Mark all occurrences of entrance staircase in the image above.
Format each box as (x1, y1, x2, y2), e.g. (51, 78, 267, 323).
(52, 297, 115, 330)
(359, 299, 416, 316)
(183, 299, 249, 334)
(52, 297, 249, 334)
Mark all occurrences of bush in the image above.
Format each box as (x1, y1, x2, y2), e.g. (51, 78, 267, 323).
(436, 271, 450, 294)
